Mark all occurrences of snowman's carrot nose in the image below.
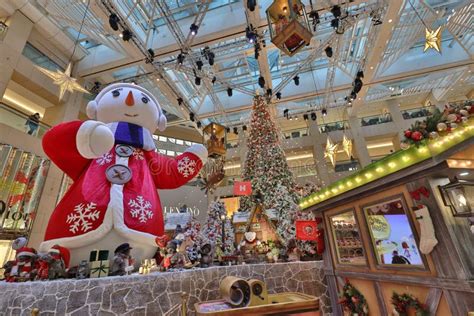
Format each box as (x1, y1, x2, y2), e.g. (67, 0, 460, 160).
(125, 91, 135, 106)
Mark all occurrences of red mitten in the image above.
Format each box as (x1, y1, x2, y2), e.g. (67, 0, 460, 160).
(316, 227, 325, 254)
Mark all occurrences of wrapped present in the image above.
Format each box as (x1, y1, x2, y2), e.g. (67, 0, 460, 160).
(89, 249, 110, 278)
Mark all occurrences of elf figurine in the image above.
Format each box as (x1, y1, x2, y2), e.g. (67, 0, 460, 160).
(39, 83, 208, 265)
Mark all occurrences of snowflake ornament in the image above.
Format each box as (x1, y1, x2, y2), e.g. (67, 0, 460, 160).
(96, 152, 113, 166)
(128, 195, 153, 223)
(66, 202, 100, 234)
(133, 149, 144, 160)
(177, 156, 197, 178)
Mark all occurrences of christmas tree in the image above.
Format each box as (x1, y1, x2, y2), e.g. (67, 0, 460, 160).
(201, 200, 235, 255)
(242, 95, 315, 254)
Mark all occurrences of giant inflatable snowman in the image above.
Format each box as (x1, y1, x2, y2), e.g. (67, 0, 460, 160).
(39, 83, 207, 265)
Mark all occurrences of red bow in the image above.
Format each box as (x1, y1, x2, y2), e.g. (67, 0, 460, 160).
(410, 186, 430, 201)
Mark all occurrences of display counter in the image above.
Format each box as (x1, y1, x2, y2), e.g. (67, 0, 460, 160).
(1, 261, 329, 315)
(304, 138, 474, 316)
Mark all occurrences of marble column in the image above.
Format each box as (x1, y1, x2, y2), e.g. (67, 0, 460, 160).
(386, 99, 411, 142)
(308, 120, 330, 186)
(0, 11, 34, 99)
(347, 116, 371, 167)
(42, 90, 83, 125)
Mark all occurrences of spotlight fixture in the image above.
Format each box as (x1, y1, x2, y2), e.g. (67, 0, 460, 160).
(147, 48, 155, 58)
(350, 90, 357, 100)
(283, 109, 289, 119)
(331, 5, 341, 18)
(325, 46, 333, 58)
(356, 70, 364, 79)
(233, 127, 239, 135)
(146, 48, 155, 63)
(247, 0, 256, 12)
(293, 75, 300, 86)
(109, 14, 119, 31)
(227, 87, 233, 97)
(195, 76, 201, 85)
(226, 127, 231, 133)
(177, 98, 184, 106)
(242, 125, 247, 131)
(309, 10, 320, 31)
(258, 76, 265, 88)
(266, 88, 272, 97)
(121, 29, 132, 41)
(283, 6, 288, 13)
(202, 46, 215, 65)
(190, 23, 199, 35)
(322, 108, 328, 116)
(276, 92, 282, 100)
(208, 51, 215, 65)
(311, 112, 317, 121)
(330, 18, 339, 29)
(212, 76, 217, 84)
(189, 112, 195, 122)
(353, 78, 363, 93)
(246, 26, 257, 43)
(196, 60, 203, 70)
(177, 52, 185, 65)
(197, 121, 202, 128)
(303, 114, 309, 121)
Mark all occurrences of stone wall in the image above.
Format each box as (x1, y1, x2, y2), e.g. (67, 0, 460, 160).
(1, 261, 330, 316)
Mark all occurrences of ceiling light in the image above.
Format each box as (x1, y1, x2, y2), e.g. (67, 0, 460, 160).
(246, 26, 257, 43)
(109, 14, 119, 31)
(276, 92, 282, 100)
(190, 23, 199, 35)
(459, 172, 469, 176)
(325, 46, 333, 58)
(258, 76, 265, 88)
(350, 91, 357, 100)
(388, 19, 393, 23)
(370, 66, 374, 70)
(322, 108, 327, 116)
(294, 75, 300, 86)
(283, 6, 288, 13)
(196, 60, 203, 70)
(121, 29, 132, 41)
(227, 87, 233, 97)
(311, 112, 317, 121)
(119, 33, 123, 38)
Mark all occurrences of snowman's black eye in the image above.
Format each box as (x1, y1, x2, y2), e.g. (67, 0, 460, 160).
(142, 96, 149, 104)
(112, 90, 120, 97)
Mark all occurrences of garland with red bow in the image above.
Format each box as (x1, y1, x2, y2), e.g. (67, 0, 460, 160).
(409, 186, 430, 201)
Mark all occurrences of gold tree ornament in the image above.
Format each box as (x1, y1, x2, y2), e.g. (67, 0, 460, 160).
(424, 26, 442, 53)
(324, 137, 338, 167)
(36, 63, 90, 101)
(342, 134, 353, 158)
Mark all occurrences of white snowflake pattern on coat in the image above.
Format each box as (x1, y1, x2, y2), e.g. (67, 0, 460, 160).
(128, 195, 153, 223)
(133, 149, 144, 160)
(177, 156, 197, 178)
(96, 152, 112, 165)
(66, 202, 100, 233)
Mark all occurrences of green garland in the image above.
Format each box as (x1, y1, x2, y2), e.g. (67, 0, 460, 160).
(338, 279, 368, 315)
(391, 292, 429, 316)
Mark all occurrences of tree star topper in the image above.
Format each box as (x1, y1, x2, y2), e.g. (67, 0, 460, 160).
(342, 134, 353, 158)
(324, 137, 338, 167)
(36, 63, 90, 101)
(424, 26, 441, 53)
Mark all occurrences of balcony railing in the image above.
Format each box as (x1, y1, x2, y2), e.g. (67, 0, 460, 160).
(0, 103, 50, 138)
(319, 121, 349, 133)
(360, 114, 393, 126)
(401, 106, 433, 120)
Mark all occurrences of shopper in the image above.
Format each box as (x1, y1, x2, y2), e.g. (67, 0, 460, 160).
(25, 113, 41, 135)
(391, 250, 411, 264)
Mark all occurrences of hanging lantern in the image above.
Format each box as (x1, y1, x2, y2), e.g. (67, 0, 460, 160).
(203, 122, 227, 158)
(266, 0, 313, 56)
(324, 137, 338, 167)
(439, 178, 474, 217)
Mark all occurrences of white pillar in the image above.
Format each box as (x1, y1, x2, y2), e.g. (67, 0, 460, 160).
(386, 99, 411, 143)
(0, 11, 33, 99)
(347, 116, 371, 167)
(42, 91, 83, 125)
(308, 120, 330, 186)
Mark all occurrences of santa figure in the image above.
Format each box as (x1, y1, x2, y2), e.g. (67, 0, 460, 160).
(39, 83, 207, 265)
(7, 246, 38, 282)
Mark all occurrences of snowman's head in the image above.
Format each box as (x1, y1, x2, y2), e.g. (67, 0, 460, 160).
(86, 83, 167, 132)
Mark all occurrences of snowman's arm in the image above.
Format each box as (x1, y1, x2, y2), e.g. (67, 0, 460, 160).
(149, 144, 208, 189)
(42, 121, 91, 181)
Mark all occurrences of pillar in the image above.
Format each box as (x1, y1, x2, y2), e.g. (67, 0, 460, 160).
(0, 11, 34, 99)
(42, 91, 83, 125)
(347, 116, 371, 167)
(386, 99, 411, 143)
(308, 120, 330, 186)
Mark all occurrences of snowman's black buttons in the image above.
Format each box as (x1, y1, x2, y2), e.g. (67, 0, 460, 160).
(106, 164, 132, 185)
(115, 145, 134, 157)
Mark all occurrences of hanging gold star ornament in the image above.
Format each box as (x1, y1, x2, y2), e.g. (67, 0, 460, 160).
(324, 137, 338, 167)
(342, 134, 353, 158)
(424, 26, 441, 53)
(36, 63, 90, 101)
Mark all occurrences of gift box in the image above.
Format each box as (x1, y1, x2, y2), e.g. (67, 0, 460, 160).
(89, 249, 109, 278)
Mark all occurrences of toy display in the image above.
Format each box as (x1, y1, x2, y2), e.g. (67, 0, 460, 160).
(109, 243, 134, 276)
(76, 260, 90, 279)
(89, 250, 109, 278)
(7, 246, 39, 282)
(39, 83, 208, 265)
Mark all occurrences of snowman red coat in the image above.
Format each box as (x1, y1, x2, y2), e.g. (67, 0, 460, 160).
(40, 120, 206, 251)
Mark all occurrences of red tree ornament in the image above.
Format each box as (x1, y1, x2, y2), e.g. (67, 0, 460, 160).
(404, 130, 412, 138)
(411, 131, 423, 141)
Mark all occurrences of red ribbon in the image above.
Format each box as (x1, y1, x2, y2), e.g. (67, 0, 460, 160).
(409, 186, 430, 201)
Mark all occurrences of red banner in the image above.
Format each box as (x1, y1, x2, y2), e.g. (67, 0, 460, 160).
(233, 181, 252, 196)
(296, 220, 318, 241)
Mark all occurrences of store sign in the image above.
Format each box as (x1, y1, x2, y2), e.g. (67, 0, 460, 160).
(265, 209, 278, 220)
(367, 215, 390, 240)
(233, 212, 250, 223)
(0, 200, 30, 222)
(163, 206, 201, 217)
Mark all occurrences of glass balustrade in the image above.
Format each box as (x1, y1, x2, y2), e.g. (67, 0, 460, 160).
(401, 106, 434, 120)
(0, 103, 50, 138)
(360, 114, 393, 126)
(319, 121, 349, 133)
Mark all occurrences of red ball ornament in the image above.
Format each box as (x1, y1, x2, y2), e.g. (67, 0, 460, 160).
(411, 131, 423, 141)
(404, 130, 412, 138)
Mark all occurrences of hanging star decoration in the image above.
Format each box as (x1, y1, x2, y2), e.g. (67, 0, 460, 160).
(424, 26, 442, 53)
(324, 137, 338, 167)
(342, 134, 353, 158)
(36, 63, 89, 101)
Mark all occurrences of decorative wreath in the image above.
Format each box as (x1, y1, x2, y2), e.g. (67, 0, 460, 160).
(391, 292, 429, 316)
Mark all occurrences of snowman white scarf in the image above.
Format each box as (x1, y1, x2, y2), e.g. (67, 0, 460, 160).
(106, 121, 156, 151)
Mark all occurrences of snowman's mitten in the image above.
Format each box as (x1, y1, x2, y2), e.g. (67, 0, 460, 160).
(77, 120, 115, 159)
(415, 205, 438, 254)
